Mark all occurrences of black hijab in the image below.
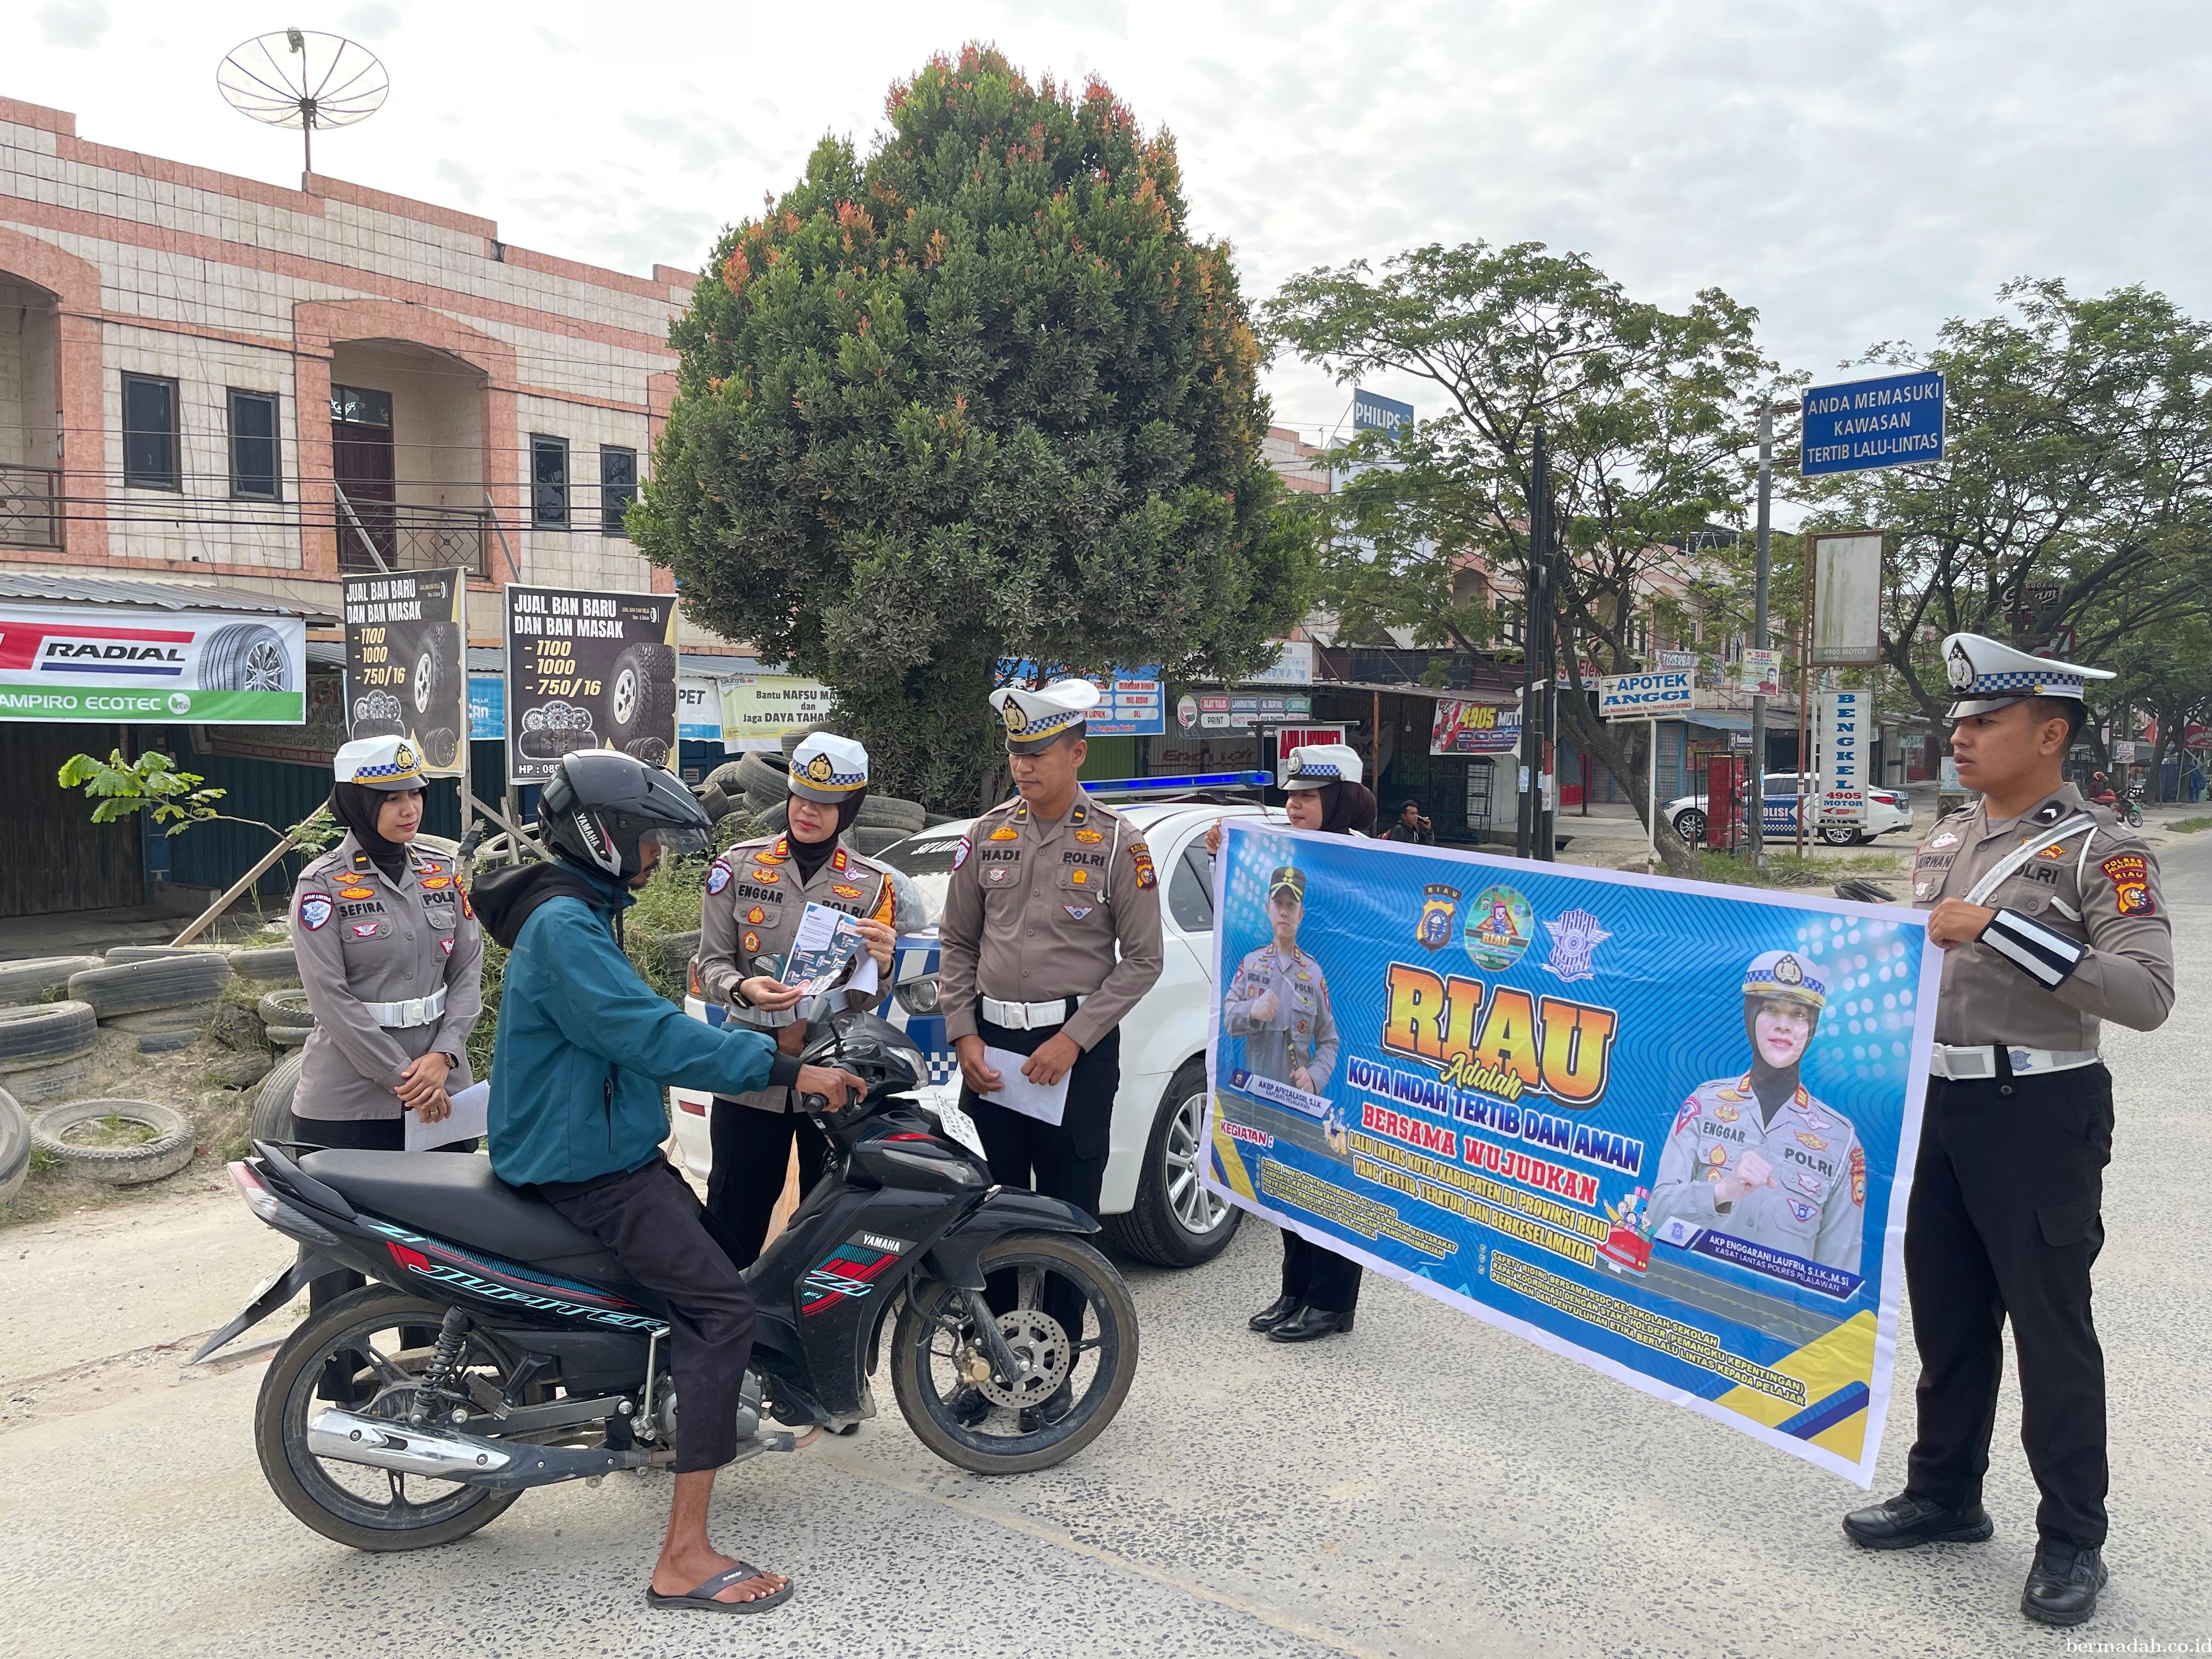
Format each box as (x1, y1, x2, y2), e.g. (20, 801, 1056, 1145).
(1316, 779, 1379, 837)
(786, 787, 867, 883)
(328, 782, 416, 882)
(1743, 997, 1816, 1124)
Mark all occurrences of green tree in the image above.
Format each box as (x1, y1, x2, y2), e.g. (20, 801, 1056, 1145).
(1797, 280, 2212, 731)
(634, 44, 1315, 809)
(1262, 241, 1773, 871)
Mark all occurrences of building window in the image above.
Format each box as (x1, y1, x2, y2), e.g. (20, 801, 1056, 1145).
(227, 389, 282, 500)
(531, 435, 569, 526)
(122, 373, 180, 491)
(599, 445, 637, 534)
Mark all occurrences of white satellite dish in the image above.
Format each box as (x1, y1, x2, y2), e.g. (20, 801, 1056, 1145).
(217, 27, 389, 175)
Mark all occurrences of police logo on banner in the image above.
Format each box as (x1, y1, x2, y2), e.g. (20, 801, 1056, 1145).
(1418, 884, 1460, 951)
(1541, 908, 1612, 982)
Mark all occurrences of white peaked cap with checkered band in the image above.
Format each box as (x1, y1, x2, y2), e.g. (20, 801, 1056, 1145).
(990, 678, 1101, 753)
(787, 731, 869, 802)
(1279, 742, 1363, 792)
(1942, 632, 2114, 720)
(332, 735, 425, 791)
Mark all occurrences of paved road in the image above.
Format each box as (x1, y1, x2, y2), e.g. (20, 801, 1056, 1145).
(3, 829, 2207, 1657)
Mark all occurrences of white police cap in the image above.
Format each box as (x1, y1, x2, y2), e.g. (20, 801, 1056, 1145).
(787, 731, 869, 802)
(1942, 632, 2114, 719)
(333, 734, 425, 791)
(1280, 742, 1363, 792)
(990, 678, 1101, 753)
(1742, 948, 1828, 1012)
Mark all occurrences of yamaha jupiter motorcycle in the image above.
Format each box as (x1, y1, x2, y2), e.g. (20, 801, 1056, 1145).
(195, 1011, 1138, 1551)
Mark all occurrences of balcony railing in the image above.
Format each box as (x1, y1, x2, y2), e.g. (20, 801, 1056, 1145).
(335, 487, 490, 577)
(0, 463, 59, 550)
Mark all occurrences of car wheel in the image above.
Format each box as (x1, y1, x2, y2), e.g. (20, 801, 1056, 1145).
(1818, 826, 1861, 847)
(1101, 1061, 1241, 1269)
(1673, 809, 1706, 845)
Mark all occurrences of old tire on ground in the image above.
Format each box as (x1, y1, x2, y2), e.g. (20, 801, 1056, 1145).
(733, 749, 788, 799)
(251, 1049, 306, 1142)
(0, 1089, 30, 1206)
(266, 1023, 314, 1049)
(654, 930, 701, 985)
(104, 945, 227, 964)
(854, 794, 927, 834)
(7, 1056, 93, 1105)
(230, 946, 300, 981)
(258, 989, 316, 1029)
(0, 955, 103, 1005)
(922, 811, 960, 827)
(850, 825, 909, 857)
(67, 954, 233, 1018)
(105, 1002, 218, 1053)
(0, 1000, 98, 1071)
(30, 1098, 196, 1185)
(1101, 1060, 1242, 1269)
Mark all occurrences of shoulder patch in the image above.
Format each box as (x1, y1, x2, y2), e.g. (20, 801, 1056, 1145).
(951, 836, 971, 872)
(298, 891, 334, 932)
(2100, 852, 2154, 916)
(1128, 839, 1157, 890)
(706, 861, 732, 896)
(1672, 1096, 1702, 1135)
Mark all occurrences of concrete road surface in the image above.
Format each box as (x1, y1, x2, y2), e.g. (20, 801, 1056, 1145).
(3, 829, 2207, 1657)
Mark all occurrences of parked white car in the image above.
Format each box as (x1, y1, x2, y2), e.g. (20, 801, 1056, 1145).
(1662, 772, 1915, 847)
(669, 794, 1276, 1268)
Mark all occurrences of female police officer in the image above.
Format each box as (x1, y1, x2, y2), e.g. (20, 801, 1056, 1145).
(291, 734, 484, 1153)
(696, 732, 897, 1267)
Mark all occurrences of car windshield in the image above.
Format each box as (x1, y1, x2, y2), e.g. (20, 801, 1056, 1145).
(872, 831, 968, 928)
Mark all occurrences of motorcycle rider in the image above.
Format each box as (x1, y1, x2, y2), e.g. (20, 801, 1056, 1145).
(470, 751, 862, 1616)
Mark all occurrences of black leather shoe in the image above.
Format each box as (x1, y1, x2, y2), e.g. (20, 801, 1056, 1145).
(1249, 1295, 1302, 1333)
(2022, 1542, 2106, 1627)
(1842, 1492, 1995, 1550)
(1268, 1306, 1355, 1343)
(947, 1386, 991, 1428)
(1019, 1381, 1074, 1433)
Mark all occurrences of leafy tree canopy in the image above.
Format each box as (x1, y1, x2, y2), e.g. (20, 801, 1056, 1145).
(634, 44, 1316, 808)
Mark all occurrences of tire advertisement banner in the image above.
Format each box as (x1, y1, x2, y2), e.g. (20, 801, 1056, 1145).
(1203, 826, 1937, 1485)
(0, 602, 307, 724)
(504, 584, 678, 782)
(342, 569, 467, 775)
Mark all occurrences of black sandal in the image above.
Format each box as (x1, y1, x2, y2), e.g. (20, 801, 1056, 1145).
(645, 1562, 794, 1614)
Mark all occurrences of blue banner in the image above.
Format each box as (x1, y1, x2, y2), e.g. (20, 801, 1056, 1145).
(1204, 827, 1937, 1484)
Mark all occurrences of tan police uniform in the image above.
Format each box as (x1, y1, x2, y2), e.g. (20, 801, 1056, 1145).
(1887, 634, 2175, 1565)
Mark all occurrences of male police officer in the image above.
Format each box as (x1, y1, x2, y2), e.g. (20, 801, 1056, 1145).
(1223, 866, 1339, 1096)
(1843, 635, 2174, 1629)
(939, 678, 1164, 1424)
(1646, 950, 1864, 1274)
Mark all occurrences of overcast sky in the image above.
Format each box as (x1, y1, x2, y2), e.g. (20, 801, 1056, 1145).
(20, 0, 2210, 446)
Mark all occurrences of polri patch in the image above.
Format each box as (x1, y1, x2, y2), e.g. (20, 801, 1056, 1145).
(2101, 853, 2153, 915)
(299, 893, 334, 931)
(1129, 839, 1157, 890)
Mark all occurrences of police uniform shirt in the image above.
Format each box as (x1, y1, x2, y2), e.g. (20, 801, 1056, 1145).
(1911, 782, 2174, 1047)
(292, 834, 484, 1121)
(697, 833, 897, 1111)
(1646, 1075, 1865, 1272)
(938, 793, 1165, 1051)
(1224, 943, 1339, 1089)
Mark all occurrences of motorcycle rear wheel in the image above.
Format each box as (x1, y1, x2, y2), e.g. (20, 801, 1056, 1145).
(254, 1286, 527, 1551)
(890, 1231, 1138, 1475)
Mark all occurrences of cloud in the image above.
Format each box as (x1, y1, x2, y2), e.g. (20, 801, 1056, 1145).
(435, 159, 485, 206)
(340, 1, 403, 37)
(36, 0, 108, 48)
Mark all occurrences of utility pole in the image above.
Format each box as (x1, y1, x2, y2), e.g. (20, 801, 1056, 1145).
(1515, 424, 1549, 860)
(1748, 403, 1773, 859)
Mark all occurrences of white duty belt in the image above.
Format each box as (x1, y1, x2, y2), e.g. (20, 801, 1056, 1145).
(981, 995, 1083, 1030)
(1929, 1043, 2098, 1081)
(363, 986, 446, 1029)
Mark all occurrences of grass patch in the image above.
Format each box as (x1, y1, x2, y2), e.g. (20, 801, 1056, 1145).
(62, 1113, 157, 1148)
(2169, 815, 2212, 834)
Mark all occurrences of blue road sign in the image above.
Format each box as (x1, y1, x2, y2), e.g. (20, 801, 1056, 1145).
(1800, 370, 1945, 477)
(1352, 388, 1414, 433)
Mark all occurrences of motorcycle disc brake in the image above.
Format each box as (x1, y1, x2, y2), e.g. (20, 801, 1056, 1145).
(968, 1309, 1073, 1410)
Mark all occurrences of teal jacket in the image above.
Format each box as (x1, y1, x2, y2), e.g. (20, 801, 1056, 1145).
(476, 861, 796, 1188)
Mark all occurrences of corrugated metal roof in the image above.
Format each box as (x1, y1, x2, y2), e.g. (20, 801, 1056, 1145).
(0, 572, 338, 624)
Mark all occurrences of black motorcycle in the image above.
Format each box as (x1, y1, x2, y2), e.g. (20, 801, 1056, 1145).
(194, 1011, 1139, 1552)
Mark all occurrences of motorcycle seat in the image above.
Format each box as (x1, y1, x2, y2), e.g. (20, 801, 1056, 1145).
(297, 1149, 647, 1297)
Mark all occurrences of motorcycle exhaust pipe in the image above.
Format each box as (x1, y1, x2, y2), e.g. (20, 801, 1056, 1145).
(307, 1408, 662, 1491)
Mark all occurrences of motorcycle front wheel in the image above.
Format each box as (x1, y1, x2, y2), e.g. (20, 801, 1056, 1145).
(890, 1231, 1138, 1475)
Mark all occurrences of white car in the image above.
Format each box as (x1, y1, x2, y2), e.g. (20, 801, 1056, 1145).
(669, 791, 1276, 1268)
(1663, 772, 1915, 847)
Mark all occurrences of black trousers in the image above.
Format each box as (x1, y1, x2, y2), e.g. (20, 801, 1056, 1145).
(545, 1156, 758, 1474)
(707, 1099, 832, 1271)
(293, 1115, 476, 1319)
(1280, 1228, 1362, 1313)
(1904, 1065, 2113, 1548)
(960, 1019, 1119, 1347)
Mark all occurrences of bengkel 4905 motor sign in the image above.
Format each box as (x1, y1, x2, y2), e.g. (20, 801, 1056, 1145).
(0, 602, 307, 724)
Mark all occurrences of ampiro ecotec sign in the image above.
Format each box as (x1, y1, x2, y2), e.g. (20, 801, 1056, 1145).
(1597, 669, 1695, 719)
(0, 602, 307, 724)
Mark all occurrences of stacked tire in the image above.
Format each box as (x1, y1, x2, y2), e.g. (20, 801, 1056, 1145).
(0, 1000, 99, 1104)
(257, 989, 317, 1049)
(0, 1086, 29, 1207)
(69, 951, 234, 1055)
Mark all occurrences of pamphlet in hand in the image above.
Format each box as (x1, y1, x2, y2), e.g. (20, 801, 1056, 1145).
(780, 901, 869, 998)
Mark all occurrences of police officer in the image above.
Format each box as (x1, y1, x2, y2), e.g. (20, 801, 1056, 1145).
(1843, 634, 2174, 1629)
(696, 732, 897, 1267)
(1646, 950, 1864, 1273)
(939, 679, 1165, 1426)
(1208, 742, 1377, 1341)
(1224, 866, 1339, 1095)
(292, 735, 483, 1153)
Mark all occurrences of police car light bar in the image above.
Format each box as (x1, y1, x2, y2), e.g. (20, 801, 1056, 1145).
(1084, 771, 1274, 797)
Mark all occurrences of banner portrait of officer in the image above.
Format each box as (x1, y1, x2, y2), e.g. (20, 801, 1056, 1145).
(1222, 865, 1339, 1098)
(1647, 949, 1865, 1274)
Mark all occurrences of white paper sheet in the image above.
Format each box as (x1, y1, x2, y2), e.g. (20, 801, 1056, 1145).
(407, 1077, 489, 1152)
(979, 1045, 1070, 1126)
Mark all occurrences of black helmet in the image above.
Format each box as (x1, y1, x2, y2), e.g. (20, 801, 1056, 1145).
(539, 750, 713, 881)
